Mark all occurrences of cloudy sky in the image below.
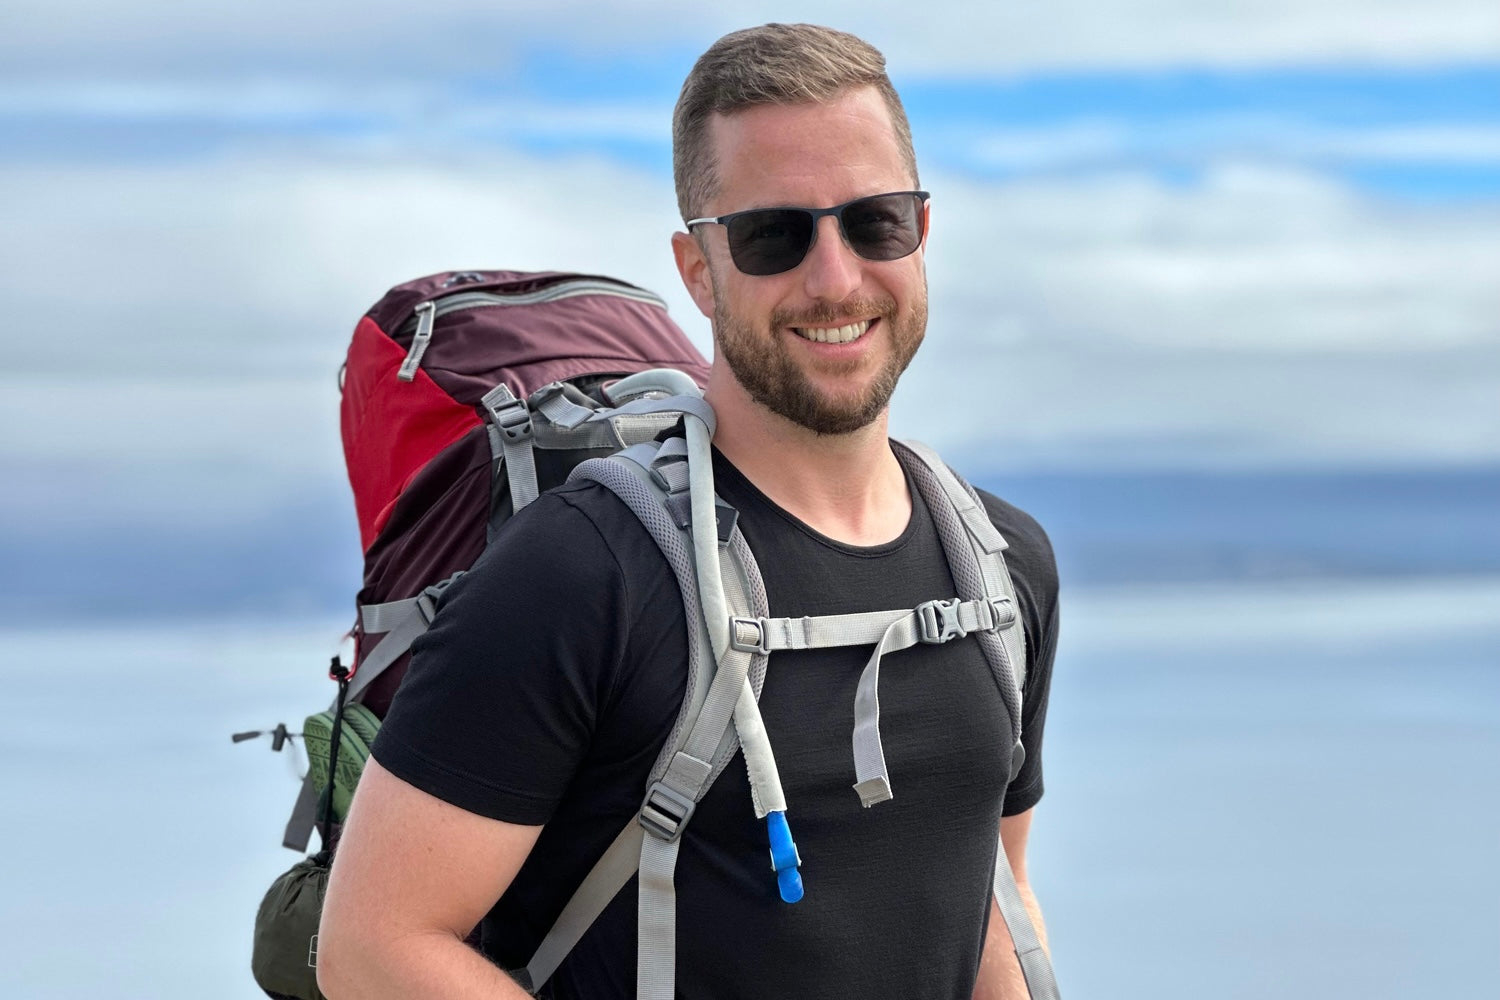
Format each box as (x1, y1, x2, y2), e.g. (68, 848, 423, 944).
(3, 1, 1497, 613)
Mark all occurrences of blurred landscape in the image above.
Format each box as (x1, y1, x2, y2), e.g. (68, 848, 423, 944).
(5, 462, 1496, 622)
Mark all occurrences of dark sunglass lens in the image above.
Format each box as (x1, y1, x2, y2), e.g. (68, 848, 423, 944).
(840, 194, 922, 261)
(726, 209, 815, 276)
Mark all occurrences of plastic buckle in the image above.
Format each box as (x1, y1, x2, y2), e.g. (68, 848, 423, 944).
(639, 781, 695, 842)
(729, 616, 770, 655)
(989, 597, 1017, 628)
(487, 395, 533, 443)
(917, 599, 967, 644)
(415, 575, 460, 625)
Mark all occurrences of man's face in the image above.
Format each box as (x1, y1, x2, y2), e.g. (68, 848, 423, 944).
(679, 86, 928, 436)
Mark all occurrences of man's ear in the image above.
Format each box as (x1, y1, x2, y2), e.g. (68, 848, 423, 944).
(672, 230, 716, 320)
(918, 198, 932, 250)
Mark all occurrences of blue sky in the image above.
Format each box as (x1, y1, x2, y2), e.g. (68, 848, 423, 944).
(1, 2, 1498, 615)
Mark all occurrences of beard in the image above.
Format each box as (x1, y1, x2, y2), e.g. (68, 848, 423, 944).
(712, 283, 928, 436)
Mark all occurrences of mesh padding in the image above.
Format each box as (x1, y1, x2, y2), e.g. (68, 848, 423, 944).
(572, 457, 707, 785)
(897, 443, 1024, 749)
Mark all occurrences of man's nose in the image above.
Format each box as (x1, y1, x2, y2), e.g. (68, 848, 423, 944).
(799, 216, 862, 302)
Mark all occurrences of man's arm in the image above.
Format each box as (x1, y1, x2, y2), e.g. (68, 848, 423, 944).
(972, 808, 1051, 1000)
(317, 758, 541, 999)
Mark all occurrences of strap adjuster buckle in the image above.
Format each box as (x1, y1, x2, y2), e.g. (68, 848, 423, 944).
(491, 397, 533, 442)
(729, 616, 770, 654)
(414, 574, 462, 625)
(481, 386, 533, 442)
(916, 598, 967, 644)
(639, 781, 695, 842)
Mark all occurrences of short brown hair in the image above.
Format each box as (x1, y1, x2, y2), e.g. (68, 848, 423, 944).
(672, 23, 919, 221)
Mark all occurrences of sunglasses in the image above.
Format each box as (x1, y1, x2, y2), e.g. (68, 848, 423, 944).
(686, 190, 930, 276)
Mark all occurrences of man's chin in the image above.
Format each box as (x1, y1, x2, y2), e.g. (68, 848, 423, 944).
(754, 385, 891, 437)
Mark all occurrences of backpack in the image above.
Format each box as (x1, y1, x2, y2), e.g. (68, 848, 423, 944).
(244, 269, 1059, 1000)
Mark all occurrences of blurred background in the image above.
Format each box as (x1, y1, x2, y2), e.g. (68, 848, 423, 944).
(1, 2, 1496, 997)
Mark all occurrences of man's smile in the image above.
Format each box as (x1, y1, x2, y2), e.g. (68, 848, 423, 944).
(790, 319, 873, 344)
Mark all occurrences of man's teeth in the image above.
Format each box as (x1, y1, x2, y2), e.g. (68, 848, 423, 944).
(794, 320, 870, 344)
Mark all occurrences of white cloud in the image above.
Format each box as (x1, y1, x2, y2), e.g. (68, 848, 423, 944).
(4, 0, 1498, 77)
(966, 122, 1500, 174)
(925, 165, 1500, 353)
(898, 164, 1500, 465)
(0, 154, 707, 381)
(0, 151, 708, 527)
(1, 147, 1495, 533)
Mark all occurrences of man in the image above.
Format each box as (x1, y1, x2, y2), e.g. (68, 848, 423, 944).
(319, 22, 1058, 1000)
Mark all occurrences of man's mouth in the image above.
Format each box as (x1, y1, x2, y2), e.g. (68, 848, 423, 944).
(791, 319, 872, 344)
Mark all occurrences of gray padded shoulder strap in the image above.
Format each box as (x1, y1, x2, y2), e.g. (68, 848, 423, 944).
(896, 440, 1059, 1000)
(522, 438, 775, 996)
(896, 440, 1027, 715)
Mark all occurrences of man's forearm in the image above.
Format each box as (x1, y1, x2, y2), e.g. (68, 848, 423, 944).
(972, 884, 1050, 1000)
(318, 928, 532, 1000)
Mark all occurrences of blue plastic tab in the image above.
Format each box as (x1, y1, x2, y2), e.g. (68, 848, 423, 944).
(766, 810, 804, 904)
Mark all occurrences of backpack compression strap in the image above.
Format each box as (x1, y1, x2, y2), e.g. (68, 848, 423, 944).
(280, 576, 462, 850)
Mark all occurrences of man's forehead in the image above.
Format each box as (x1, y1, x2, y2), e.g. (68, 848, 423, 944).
(701, 88, 910, 209)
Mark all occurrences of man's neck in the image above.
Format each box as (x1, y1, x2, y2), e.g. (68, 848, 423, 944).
(707, 383, 912, 547)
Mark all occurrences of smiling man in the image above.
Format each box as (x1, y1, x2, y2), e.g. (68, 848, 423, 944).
(319, 23, 1059, 1000)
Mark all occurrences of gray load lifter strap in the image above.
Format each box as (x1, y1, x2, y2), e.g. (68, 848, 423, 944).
(480, 385, 541, 513)
(480, 380, 718, 519)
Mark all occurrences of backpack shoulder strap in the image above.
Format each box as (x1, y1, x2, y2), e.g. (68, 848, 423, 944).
(521, 413, 796, 999)
(895, 440, 1060, 1000)
(896, 439, 1027, 715)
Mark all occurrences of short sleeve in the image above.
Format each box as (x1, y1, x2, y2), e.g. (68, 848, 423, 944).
(370, 490, 634, 826)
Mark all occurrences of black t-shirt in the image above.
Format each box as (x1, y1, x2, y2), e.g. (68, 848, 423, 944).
(373, 446, 1059, 1000)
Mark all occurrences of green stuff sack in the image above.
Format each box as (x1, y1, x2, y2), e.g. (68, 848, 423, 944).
(251, 854, 329, 1000)
(301, 703, 380, 823)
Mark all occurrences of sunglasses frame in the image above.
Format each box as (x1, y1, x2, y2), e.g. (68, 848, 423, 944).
(685, 190, 931, 276)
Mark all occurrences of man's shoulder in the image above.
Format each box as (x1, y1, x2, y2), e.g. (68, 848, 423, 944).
(973, 487, 1052, 560)
(460, 476, 670, 599)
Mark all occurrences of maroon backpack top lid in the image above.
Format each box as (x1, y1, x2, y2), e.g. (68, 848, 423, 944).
(340, 270, 710, 551)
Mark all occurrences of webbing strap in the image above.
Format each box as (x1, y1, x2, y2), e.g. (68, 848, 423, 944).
(727, 597, 1008, 809)
(534, 390, 717, 436)
(731, 597, 1006, 654)
(606, 394, 717, 435)
(282, 587, 449, 850)
(348, 597, 437, 704)
(280, 770, 320, 851)
(523, 820, 645, 990)
(480, 385, 541, 513)
(359, 596, 420, 634)
(992, 838, 1061, 1000)
(636, 832, 682, 1000)
(534, 390, 598, 429)
(848, 597, 1006, 807)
